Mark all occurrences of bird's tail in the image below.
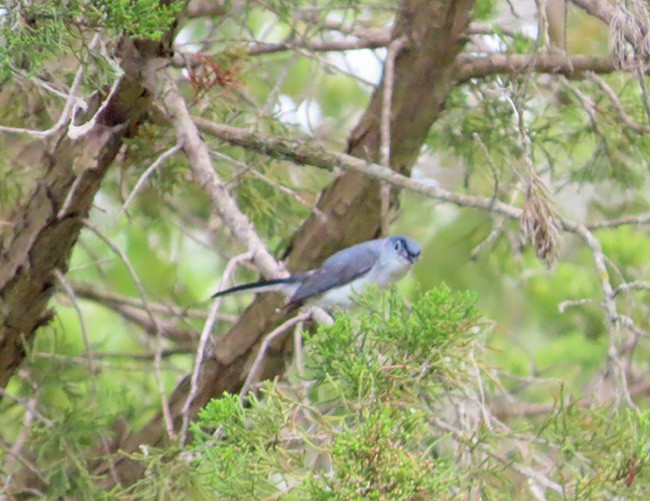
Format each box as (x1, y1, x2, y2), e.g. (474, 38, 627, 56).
(211, 276, 301, 299)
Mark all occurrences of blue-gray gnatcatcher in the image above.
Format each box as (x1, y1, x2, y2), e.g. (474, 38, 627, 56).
(212, 235, 421, 310)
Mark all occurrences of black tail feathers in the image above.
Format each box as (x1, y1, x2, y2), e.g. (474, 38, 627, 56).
(211, 277, 297, 299)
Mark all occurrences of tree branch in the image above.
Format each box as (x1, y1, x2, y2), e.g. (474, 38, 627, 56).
(147, 61, 285, 281)
(455, 54, 633, 82)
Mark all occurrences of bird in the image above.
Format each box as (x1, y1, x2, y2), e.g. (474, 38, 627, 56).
(212, 235, 421, 310)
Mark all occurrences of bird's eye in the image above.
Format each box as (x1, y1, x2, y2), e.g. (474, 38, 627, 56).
(394, 241, 401, 251)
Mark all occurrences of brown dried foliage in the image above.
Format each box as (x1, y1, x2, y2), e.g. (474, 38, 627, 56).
(187, 54, 242, 98)
(520, 178, 560, 266)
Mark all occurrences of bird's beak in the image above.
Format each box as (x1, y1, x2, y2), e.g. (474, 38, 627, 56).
(408, 253, 420, 263)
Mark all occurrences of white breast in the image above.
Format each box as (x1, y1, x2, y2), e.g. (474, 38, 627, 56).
(316, 256, 412, 308)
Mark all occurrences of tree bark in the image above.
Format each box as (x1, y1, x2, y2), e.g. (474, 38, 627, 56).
(100, 0, 476, 487)
(0, 65, 152, 390)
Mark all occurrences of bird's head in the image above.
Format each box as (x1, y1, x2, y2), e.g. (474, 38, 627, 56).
(388, 235, 421, 264)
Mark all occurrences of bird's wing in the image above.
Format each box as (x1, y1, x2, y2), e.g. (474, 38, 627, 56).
(289, 244, 378, 305)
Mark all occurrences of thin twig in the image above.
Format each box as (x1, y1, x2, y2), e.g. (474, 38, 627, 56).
(469, 350, 492, 430)
(99, 435, 121, 487)
(32, 351, 186, 373)
(294, 320, 306, 380)
(432, 417, 564, 495)
(240, 312, 311, 401)
(587, 212, 650, 229)
(573, 225, 617, 326)
(558, 298, 595, 313)
(0, 388, 53, 428)
(379, 36, 406, 235)
(180, 252, 253, 446)
(470, 133, 509, 259)
(245, 32, 390, 55)
(82, 219, 176, 440)
(613, 280, 650, 296)
(588, 71, 650, 133)
(1, 432, 48, 490)
(54, 270, 96, 380)
(113, 142, 182, 224)
(211, 150, 319, 213)
(5, 406, 34, 478)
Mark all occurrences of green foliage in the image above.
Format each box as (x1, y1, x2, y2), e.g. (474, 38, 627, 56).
(122, 446, 207, 500)
(0, 0, 181, 77)
(191, 393, 288, 497)
(474, 0, 498, 20)
(184, 286, 480, 498)
(308, 407, 452, 499)
(434, 73, 650, 194)
(307, 285, 480, 400)
(542, 406, 650, 497)
(85, 0, 181, 40)
(234, 165, 312, 241)
(29, 414, 108, 498)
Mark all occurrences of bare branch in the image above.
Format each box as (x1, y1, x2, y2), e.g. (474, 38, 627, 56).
(193, 117, 650, 238)
(147, 62, 285, 280)
(180, 252, 253, 446)
(247, 32, 390, 55)
(613, 281, 650, 297)
(193, 116, 523, 220)
(558, 298, 595, 312)
(455, 54, 633, 82)
(70, 281, 214, 321)
(587, 212, 650, 229)
(492, 368, 650, 419)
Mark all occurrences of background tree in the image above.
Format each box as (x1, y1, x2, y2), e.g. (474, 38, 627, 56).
(2, 0, 650, 497)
